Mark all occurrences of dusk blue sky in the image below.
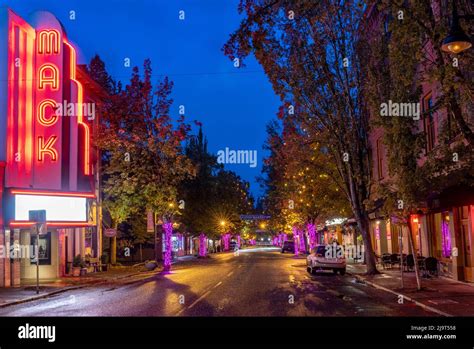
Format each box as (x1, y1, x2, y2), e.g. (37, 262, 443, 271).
(2, 0, 281, 198)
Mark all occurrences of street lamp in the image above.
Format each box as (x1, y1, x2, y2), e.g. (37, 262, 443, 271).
(441, 1, 473, 54)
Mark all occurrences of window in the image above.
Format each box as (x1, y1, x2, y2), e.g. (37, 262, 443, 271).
(30, 232, 52, 265)
(423, 94, 436, 152)
(376, 137, 384, 180)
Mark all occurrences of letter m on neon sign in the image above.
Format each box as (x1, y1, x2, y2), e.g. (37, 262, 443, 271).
(37, 30, 60, 54)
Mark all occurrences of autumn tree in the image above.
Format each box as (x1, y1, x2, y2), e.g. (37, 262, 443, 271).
(179, 126, 222, 236)
(179, 127, 254, 242)
(260, 115, 350, 249)
(225, 0, 379, 272)
(91, 57, 195, 264)
(212, 169, 254, 238)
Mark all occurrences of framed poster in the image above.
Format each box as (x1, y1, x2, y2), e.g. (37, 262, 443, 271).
(31, 232, 52, 265)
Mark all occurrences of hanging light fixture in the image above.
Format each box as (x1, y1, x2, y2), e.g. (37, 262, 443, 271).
(441, 1, 473, 54)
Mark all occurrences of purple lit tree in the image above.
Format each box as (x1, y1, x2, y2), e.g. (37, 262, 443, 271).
(293, 226, 299, 256)
(163, 222, 173, 271)
(280, 233, 287, 247)
(307, 223, 316, 252)
(441, 220, 452, 258)
(222, 233, 230, 251)
(199, 233, 207, 257)
(299, 229, 306, 253)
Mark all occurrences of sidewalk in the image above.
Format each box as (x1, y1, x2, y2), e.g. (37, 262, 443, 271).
(0, 255, 204, 308)
(0, 263, 163, 308)
(347, 263, 474, 316)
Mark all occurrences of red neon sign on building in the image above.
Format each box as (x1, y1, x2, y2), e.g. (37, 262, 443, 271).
(5, 10, 91, 192)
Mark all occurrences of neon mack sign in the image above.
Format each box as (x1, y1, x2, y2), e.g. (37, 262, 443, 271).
(35, 30, 91, 170)
(36, 30, 60, 163)
(4, 10, 92, 190)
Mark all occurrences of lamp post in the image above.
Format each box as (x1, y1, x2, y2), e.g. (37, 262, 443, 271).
(441, 1, 473, 54)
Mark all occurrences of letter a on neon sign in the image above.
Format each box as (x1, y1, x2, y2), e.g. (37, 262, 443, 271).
(38, 64, 59, 90)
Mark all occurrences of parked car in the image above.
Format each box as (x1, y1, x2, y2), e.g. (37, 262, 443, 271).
(307, 244, 346, 275)
(281, 240, 295, 253)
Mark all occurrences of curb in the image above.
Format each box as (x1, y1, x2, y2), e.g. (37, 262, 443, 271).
(0, 270, 160, 309)
(0, 284, 88, 308)
(348, 272, 453, 317)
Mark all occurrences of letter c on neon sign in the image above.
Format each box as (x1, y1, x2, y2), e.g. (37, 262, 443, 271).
(37, 99, 59, 126)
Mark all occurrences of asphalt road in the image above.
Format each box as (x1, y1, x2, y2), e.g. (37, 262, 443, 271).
(0, 247, 434, 316)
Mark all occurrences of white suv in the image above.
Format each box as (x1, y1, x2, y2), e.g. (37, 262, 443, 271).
(307, 244, 346, 275)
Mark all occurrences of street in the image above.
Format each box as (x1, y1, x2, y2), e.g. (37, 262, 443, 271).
(0, 248, 433, 316)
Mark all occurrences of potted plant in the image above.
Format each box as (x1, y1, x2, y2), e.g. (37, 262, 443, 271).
(72, 255, 85, 277)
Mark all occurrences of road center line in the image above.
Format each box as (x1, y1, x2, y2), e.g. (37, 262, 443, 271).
(227, 271, 234, 277)
(213, 281, 223, 288)
(188, 290, 211, 309)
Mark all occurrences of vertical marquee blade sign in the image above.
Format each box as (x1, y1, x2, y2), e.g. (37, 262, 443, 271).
(4, 10, 91, 190)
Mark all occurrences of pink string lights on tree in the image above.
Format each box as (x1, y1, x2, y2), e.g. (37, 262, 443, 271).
(163, 222, 173, 271)
(272, 236, 278, 246)
(299, 229, 306, 253)
(222, 233, 230, 251)
(293, 226, 299, 256)
(280, 233, 287, 247)
(441, 220, 452, 257)
(307, 223, 316, 252)
(199, 233, 207, 257)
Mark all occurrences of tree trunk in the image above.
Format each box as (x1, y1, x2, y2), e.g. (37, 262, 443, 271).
(154, 220, 163, 262)
(357, 212, 378, 274)
(406, 220, 422, 291)
(110, 222, 118, 264)
(110, 237, 116, 264)
(346, 165, 378, 274)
